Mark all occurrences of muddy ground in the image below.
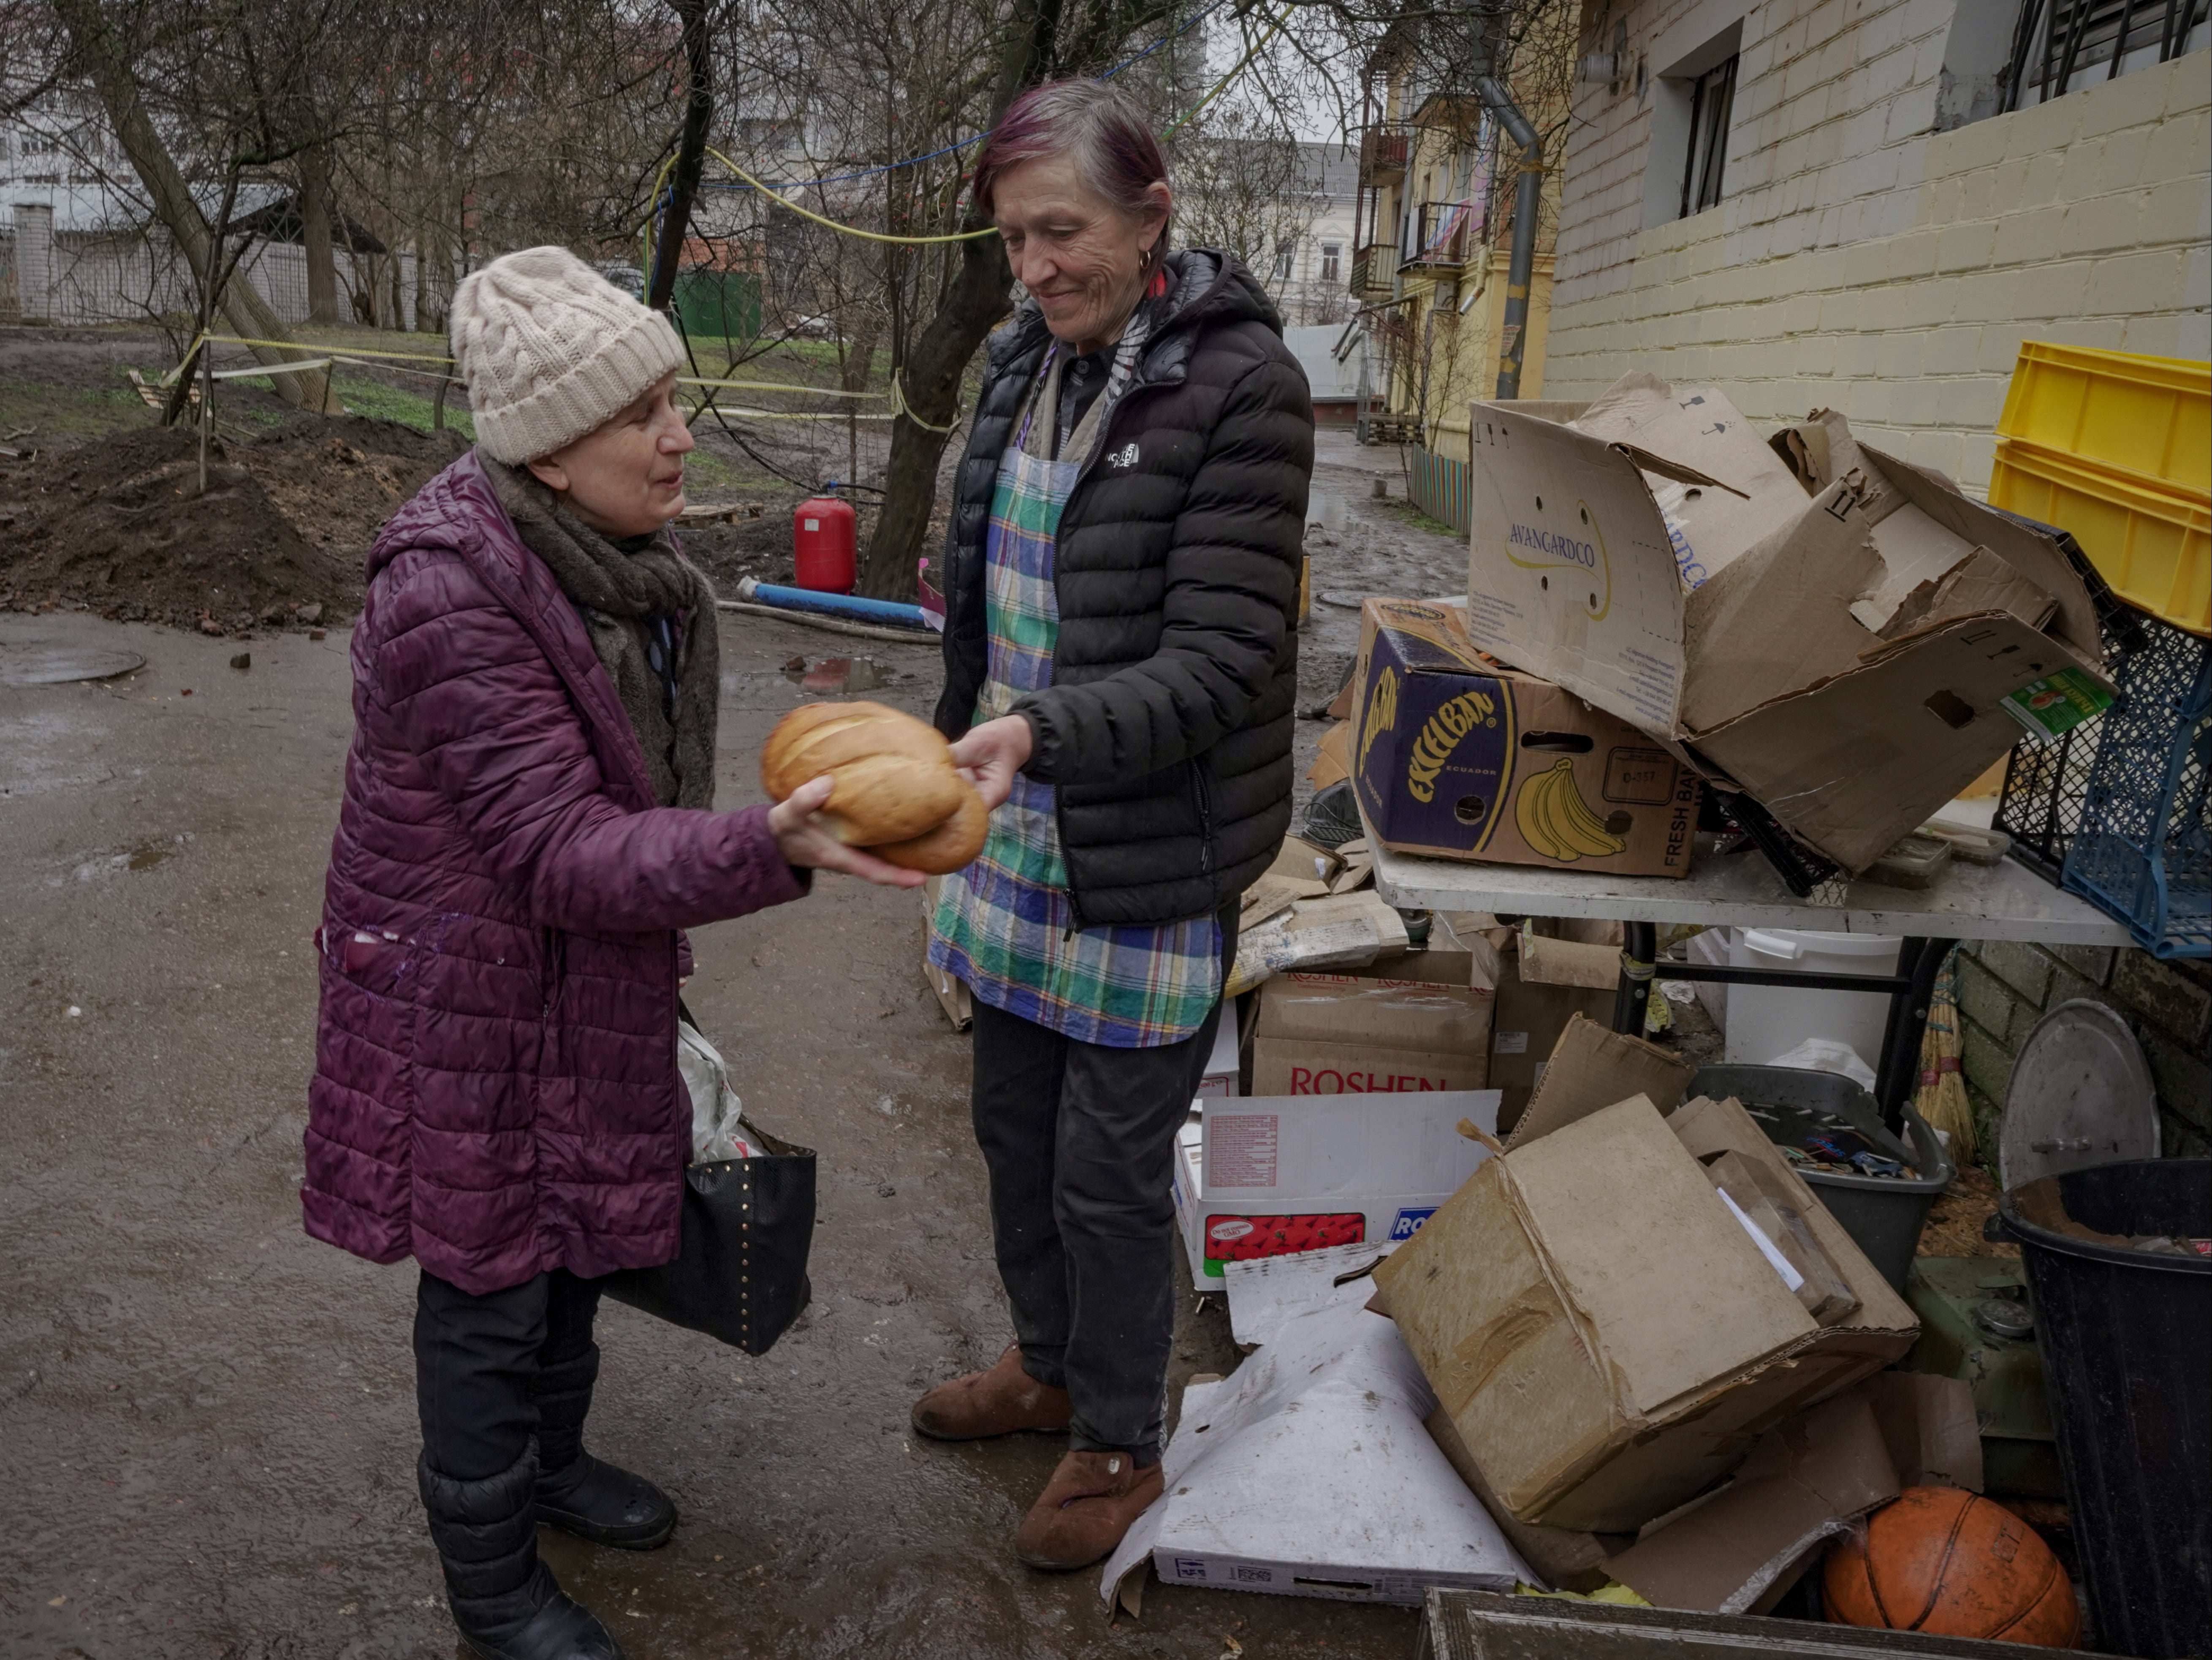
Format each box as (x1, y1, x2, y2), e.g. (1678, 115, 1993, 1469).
(0, 427, 1468, 1659)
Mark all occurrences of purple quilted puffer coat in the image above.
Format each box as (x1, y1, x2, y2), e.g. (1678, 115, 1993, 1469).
(304, 449, 805, 1294)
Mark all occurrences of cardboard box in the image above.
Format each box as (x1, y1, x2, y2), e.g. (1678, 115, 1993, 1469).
(1600, 1387, 1900, 1615)
(1351, 598, 1700, 876)
(1373, 1088, 1917, 1533)
(1427, 1371, 1978, 1606)
(1197, 1018, 1240, 1098)
(1501, 1011, 1697, 1149)
(1464, 378, 2112, 872)
(1250, 952, 1495, 1097)
(1488, 967, 1615, 1135)
(1187, 1088, 1499, 1283)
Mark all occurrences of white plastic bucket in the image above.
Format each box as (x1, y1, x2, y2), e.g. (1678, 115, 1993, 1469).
(1724, 929, 1902, 1072)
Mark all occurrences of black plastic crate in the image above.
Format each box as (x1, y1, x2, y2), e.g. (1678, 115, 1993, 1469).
(1989, 513, 2150, 878)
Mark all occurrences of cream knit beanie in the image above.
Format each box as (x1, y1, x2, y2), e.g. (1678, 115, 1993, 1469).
(449, 246, 685, 464)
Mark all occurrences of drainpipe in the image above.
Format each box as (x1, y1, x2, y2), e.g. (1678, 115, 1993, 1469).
(1474, 74, 1542, 399)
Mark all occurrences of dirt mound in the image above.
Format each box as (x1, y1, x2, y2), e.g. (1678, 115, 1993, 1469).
(0, 417, 466, 634)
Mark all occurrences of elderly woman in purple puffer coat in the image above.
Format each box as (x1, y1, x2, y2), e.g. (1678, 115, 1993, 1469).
(302, 246, 919, 1660)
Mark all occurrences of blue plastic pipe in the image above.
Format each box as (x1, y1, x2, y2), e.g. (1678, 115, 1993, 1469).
(733, 576, 931, 631)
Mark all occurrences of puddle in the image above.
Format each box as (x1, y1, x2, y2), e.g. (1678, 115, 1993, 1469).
(0, 639, 146, 686)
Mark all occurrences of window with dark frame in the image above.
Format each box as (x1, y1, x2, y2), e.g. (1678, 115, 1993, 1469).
(1679, 53, 1739, 218)
(2003, 0, 2209, 109)
(1320, 243, 1341, 282)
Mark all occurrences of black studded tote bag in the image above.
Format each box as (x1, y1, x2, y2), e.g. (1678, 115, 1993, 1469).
(602, 1012, 815, 1355)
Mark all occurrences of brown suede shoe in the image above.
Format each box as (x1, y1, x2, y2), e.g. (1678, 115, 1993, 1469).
(1013, 1448, 1164, 1571)
(910, 1345, 1073, 1440)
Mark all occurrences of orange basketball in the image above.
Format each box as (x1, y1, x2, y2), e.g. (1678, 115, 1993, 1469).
(1823, 1487, 2080, 1647)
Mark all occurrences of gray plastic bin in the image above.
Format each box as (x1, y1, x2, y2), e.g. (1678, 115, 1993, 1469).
(1688, 1063, 1954, 1293)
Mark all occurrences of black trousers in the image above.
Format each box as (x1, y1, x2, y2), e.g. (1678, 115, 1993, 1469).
(968, 906, 1235, 1467)
(414, 1268, 602, 1482)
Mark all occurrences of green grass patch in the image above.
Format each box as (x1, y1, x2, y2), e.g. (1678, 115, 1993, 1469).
(0, 369, 159, 443)
(330, 369, 475, 439)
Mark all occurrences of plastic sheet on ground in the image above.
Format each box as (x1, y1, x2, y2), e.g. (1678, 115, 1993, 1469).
(1100, 1296, 1533, 1611)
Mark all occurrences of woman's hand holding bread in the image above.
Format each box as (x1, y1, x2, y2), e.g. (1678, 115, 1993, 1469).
(762, 702, 991, 875)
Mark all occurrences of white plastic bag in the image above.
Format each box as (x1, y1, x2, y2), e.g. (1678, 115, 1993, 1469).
(676, 1020, 758, 1164)
(1765, 1036, 1877, 1093)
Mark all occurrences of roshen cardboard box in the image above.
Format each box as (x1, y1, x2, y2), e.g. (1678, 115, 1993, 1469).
(1186, 1088, 1499, 1284)
(1250, 949, 1494, 1096)
(1463, 376, 2112, 873)
(1352, 598, 1699, 876)
(1371, 1089, 1917, 1535)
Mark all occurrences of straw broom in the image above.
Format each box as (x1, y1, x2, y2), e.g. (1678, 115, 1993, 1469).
(1915, 949, 1976, 1166)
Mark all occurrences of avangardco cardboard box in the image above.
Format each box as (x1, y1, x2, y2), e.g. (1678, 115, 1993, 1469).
(1463, 377, 2112, 872)
(1352, 598, 1699, 877)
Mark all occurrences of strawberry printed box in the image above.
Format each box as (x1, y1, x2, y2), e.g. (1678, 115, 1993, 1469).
(1181, 1088, 1500, 1285)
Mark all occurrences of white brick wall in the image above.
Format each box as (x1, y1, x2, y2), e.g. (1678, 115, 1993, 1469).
(1547, 3, 2210, 494)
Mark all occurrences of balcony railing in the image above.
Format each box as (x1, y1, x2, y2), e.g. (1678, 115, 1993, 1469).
(1348, 241, 1396, 297)
(1405, 201, 1478, 269)
(1358, 125, 1410, 184)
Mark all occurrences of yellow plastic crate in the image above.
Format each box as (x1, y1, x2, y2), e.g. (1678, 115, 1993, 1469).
(1996, 341, 2211, 495)
(1990, 436, 2210, 637)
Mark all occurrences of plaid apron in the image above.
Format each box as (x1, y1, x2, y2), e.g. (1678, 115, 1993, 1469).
(927, 326, 1222, 1048)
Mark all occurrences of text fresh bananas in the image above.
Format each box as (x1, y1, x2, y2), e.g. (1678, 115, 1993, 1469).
(1514, 758, 1626, 861)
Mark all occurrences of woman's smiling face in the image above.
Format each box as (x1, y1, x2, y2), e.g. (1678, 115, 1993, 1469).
(991, 151, 1170, 354)
(525, 371, 694, 537)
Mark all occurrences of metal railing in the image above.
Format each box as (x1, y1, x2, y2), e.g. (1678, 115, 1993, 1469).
(1358, 125, 1411, 182)
(1347, 241, 1396, 296)
(1405, 201, 1477, 269)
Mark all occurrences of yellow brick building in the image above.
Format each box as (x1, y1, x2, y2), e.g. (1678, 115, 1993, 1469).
(1543, 0, 2210, 496)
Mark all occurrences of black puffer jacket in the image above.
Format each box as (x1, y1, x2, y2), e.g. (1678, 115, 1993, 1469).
(934, 250, 1314, 928)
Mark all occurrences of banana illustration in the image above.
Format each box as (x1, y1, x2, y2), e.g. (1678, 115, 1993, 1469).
(1514, 758, 1627, 861)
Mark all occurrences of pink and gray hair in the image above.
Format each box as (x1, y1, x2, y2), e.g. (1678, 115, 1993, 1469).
(973, 79, 1173, 274)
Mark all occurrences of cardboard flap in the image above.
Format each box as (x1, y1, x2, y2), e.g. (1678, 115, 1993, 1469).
(1466, 405, 1688, 739)
(1862, 442, 2102, 664)
(1863, 547, 2060, 647)
(1848, 506, 1987, 633)
(1508, 1099, 1816, 1417)
(1602, 1389, 1900, 1614)
(1680, 476, 1884, 735)
(1856, 1371, 1984, 1492)
(1692, 610, 2112, 872)
(1666, 1095, 1918, 1334)
(1566, 372, 1814, 588)
(1505, 1013, 1699, 1149)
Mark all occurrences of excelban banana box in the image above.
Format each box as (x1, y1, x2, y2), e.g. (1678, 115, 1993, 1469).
(1352, 598, 1699, 877)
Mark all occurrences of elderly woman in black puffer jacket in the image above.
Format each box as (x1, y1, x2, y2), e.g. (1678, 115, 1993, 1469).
(912, 76, 1312, 1573)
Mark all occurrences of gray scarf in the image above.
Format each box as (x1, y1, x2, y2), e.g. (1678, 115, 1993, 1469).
(489, 461, 719, 810)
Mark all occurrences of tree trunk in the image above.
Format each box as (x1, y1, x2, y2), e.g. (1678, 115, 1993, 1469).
(299, 141, 338, 326)
(648, 0, 713, 313)
(856, 0, 1066, 600)
(856, 230, 1012, 599)
(53, 0, 329, 411)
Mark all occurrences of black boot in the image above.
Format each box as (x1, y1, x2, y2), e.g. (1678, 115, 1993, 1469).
(420, 1443, 624, 1660)
(531, 1350, 678, 1550)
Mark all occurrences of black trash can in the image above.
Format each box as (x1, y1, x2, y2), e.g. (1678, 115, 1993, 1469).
(2000, 1159, 2211, 1659)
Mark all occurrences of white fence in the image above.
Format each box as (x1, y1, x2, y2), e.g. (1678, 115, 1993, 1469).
(3, 203, 450, 332)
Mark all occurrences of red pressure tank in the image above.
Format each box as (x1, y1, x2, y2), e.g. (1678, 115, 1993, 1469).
(793, 494, 857, 593)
